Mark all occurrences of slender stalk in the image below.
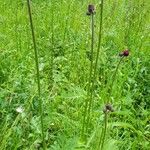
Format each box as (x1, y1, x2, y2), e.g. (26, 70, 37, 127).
(93, 0, 104, 79)
(100, 112, 108, 150)
(15, 1, 19, 52)
(82, 12, 95, 140)
(26, 0, 46, 149)
(97, 127, 104, 150)
(108, 56, 124, 102)
(85, 13, 95, 133)
(86, 0, 104, 133)
(49, 0, 54, 90)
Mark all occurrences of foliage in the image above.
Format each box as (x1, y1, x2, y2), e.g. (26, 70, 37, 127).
(0, 0, 149, 149)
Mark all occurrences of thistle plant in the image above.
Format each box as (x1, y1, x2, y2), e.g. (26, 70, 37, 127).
(108, 49, 130, 100)
(98, 50, 130, 150)
(82, 1, 104, 140)
(86, 0, 104, 133)
(26, 0, 46, 149)
(98, 104, 114, 150)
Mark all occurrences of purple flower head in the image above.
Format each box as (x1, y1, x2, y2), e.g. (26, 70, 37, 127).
(103, 104, 114, 113)
(119, 49, 129, 57)
(87, 4, 95, 15)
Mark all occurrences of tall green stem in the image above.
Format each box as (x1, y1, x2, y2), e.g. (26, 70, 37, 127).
(108, 56, 124, 103)
(26, 0, 46, 149)
(93, 0, 104, 79)
(49, 0, 54, 90)
(86, 13, 95, 132)
(86, 0, 104, 133)
(82, 13, 95, 140)
(100, 112, 108, 150)
(82, 1, 104, 139)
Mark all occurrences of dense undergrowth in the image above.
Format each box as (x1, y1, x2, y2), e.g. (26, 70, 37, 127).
(0, 0, 150, 150)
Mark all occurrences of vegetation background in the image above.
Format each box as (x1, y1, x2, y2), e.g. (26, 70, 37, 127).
(0, 0, 149, 149)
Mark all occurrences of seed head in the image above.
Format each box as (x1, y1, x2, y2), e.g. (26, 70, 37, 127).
(119, 49, 129, 57)
(87, 4, 95, 15)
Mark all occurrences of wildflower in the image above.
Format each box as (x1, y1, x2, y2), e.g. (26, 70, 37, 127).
(86, 4, 95, 15)
(103, 104, 114, 113)
(119, 49, 129, 57)
(16, 106, 24, 113)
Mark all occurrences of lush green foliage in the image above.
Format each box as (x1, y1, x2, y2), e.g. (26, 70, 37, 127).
(0, 0, 149, 149)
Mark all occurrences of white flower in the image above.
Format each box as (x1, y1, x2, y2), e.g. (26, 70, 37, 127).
(16, 106, 24, 113)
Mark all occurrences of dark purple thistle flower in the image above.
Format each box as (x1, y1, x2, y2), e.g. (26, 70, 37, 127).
(119, 49, 129, 57)
(87, 4, 95, 15)
(103, 104, 114, 113)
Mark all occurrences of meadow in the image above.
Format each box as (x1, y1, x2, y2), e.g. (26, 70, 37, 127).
(0, 0, 150, 149)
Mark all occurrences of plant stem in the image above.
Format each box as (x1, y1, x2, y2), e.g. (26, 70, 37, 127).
(82, 12, 95, 140)
(49, 0, 54, 90)
(86, 0, 104, 133)
(108, 56, 124, 102)
(26, 0, 46, 149)
(93, 0, 104, 79)
(86, 11, 95, 131)
(82, 0, 104, 138)
(100, 112, 108, 150)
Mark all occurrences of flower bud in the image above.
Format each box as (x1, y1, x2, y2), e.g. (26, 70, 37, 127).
(119, 50, 129, 57)
(103, 104, 114, 113)
(87, 4, 95, 15)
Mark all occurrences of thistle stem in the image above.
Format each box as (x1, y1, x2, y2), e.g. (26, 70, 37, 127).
(108, 56, 124, 102)
(82, 12, 95, 140)
(86, 0, 104, 133)
(26, 0, 46, 149)
(49, 0, 54, 90)
(84, 1, 104, 138)
(100, 112, 108, 150)
(93, 0, 104, 79)
(86, 11, 95, 131)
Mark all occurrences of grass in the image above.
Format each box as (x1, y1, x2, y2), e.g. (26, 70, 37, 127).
(0, 0, 150, 149)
